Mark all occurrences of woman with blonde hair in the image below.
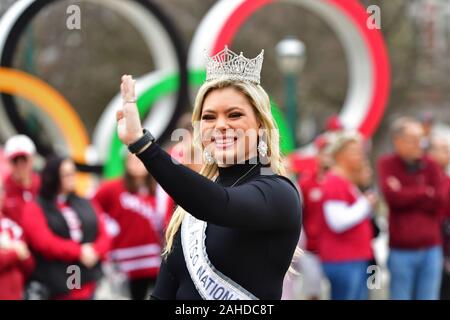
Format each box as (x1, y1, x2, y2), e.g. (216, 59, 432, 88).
(318, 131, 376, 300)
(116, 47, 302, 300)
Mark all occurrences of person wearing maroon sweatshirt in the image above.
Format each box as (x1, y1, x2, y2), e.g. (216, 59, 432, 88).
(428, 136, 450, 300)
(0, 179, 34, 299)
(2, 135, 40, 225)
(21, 155, 111, 300)
(378, 118, 446, 300)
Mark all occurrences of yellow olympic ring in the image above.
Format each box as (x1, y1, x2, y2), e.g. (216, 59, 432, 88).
(0, 67, 92, 194)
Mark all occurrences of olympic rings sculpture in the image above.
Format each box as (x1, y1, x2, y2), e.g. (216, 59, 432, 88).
(0, 0, 390, 180)
(0, 0, 188, 178)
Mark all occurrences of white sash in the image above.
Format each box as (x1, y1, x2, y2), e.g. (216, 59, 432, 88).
(181, 213, 258, 300)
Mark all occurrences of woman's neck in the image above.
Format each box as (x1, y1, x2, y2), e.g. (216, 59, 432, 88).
(216, 149, 259, 168)
(217, 157, 261, 187)
(332, 165, 355, 182)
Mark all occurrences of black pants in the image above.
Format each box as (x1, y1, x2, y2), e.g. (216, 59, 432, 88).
(440, 269, 450, 300)
(129, 278, 156, 300)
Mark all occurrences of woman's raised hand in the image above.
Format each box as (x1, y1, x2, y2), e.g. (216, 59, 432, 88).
(117, 75, 143, 145)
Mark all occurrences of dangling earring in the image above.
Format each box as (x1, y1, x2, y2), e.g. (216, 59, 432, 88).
(257, 139, 268, 157)
(203, 149, 215, 164)
(257, 130, 269, 166)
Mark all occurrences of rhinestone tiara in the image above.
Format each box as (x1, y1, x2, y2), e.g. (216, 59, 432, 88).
(205, 46, 264, 85)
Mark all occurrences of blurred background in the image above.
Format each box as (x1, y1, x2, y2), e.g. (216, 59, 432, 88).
(0, 0, 449, 300)
(1, 0, 449, 164)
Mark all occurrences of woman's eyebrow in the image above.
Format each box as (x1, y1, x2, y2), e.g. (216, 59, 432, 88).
(226, 106, 245, 112)
(202, 106, 245, 114)
(202, 108, 216, 114)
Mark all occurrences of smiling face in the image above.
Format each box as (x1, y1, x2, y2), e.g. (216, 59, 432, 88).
(200, 86, 261, 166)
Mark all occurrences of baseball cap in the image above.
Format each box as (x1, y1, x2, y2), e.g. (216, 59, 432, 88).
(4, 135, 36, 160)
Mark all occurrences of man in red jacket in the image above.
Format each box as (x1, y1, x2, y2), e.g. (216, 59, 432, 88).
(428, 136, 450, 299)
(0, 178, 34, 299)
(378, 117, 446, 300)
(2, 135, 40, 225)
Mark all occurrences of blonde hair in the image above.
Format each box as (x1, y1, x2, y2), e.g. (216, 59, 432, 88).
(162, 79, 301, 271)
(325, 130, 362, 160)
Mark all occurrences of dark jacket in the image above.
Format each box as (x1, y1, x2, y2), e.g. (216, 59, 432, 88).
(25, 194, 103, 297)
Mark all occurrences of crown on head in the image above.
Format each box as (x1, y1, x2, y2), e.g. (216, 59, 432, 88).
(205, 46, 264, 85)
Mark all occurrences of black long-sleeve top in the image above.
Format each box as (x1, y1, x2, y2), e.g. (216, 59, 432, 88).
(136, 142, 302, 300)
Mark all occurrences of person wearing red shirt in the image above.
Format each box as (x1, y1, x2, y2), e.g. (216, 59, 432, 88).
(428, 136, 450, 300)
(378, 118, 446, 300)
(0, 178, 34, 299)
(300, 135, 331, 253)
(2, 135, 40, 225)
(94, 153, 173, 299)
(21, 155, 110, 300)
(293, 134, 330, 300)
(318, 131, 376, 300)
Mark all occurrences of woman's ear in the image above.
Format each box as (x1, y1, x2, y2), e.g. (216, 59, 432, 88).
(258, 119, 263, 129)
(258, 121, 266, 131)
